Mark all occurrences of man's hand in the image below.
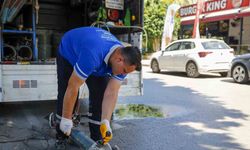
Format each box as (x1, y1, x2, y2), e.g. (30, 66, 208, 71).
(100, 119, 112, 145)
(60, 117, 73, 136)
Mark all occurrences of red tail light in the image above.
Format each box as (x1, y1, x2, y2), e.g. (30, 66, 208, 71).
(198, 52, 213, 57)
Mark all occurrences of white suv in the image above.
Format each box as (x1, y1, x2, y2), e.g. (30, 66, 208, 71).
(150, 39, 235, 77)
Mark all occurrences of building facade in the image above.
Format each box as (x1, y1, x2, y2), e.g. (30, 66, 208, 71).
(180, 0, 250, 54)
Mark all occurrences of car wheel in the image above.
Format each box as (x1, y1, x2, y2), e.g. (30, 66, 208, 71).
(186, 61, 200, 78)
(151, 59, 160, 73)
(219, 72, 228, 77)
(232, 64, 248, 83)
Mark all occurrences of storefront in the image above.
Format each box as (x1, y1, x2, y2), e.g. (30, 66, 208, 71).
(180, 0, 250, 54)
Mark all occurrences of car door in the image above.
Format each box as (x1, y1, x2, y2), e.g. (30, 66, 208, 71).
(158, 42, 181, 70)
(174, 41, 195, 71)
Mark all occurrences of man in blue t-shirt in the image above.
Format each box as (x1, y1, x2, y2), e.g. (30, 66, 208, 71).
(55, 27, 141, 147)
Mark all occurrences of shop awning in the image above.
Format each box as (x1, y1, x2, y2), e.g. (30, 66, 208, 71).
(181, 7, 250, 25)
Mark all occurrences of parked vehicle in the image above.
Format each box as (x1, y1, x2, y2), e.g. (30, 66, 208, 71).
(230, 53, 250, 84)
(150, 39, 235, 77)
(0, 0, 144, 102)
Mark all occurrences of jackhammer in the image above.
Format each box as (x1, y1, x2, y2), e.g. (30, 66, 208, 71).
(70, 129, 113, 150)
(48, 112, 118, 150)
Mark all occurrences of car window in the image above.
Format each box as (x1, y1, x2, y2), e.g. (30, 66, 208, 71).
(165, 42, 181, 51)
(179, 42, 195, 50)
(201, 41, 230, 49)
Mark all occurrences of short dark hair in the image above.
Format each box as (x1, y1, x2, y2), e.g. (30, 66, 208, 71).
(120, 46, 142, 71)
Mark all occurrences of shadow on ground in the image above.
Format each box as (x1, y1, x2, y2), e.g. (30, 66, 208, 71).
(221, 79, 250, 85)
(146, 70, 223, 79)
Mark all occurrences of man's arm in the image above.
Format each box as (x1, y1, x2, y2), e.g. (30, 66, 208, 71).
(101, 78, 121, 121)
(62, 70, 85, 119)
(99, 78, 121, 144)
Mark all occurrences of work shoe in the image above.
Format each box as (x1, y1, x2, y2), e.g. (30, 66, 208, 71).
(55, 133, 68, 150)
(49, 112, 56, 128)
(55, 138, 67, 150)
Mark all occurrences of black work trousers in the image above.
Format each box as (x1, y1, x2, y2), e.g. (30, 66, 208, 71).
(56, 52, 110, 141)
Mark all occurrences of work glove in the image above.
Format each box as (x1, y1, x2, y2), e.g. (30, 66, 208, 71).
(100, 119, 112, 145)
(60, 117, 73, 136)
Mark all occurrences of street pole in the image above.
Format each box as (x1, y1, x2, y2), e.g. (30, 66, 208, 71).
(192, 0, 203, 39)
(239, 17, 243, 54)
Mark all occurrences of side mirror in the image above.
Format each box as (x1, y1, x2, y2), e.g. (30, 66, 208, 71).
(161, 50, 164, 55)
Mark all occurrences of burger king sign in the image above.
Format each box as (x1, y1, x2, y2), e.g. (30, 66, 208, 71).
(232, 0, 243, 8)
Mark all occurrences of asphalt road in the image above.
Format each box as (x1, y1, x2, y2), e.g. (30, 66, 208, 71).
(1, 66, 250, 150)
(114, 67, 250, 150)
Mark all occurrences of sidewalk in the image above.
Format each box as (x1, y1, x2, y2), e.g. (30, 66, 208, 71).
(142, 59, 150, 66)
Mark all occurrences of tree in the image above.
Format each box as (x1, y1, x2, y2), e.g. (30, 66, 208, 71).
(143, 0, 195, 53)
(143, 0, 167, 53)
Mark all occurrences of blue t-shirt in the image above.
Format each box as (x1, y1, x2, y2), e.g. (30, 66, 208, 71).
(59, 27, 126, 81)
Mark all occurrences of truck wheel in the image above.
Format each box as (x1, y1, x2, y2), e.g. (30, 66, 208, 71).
(232, 64, 248, 84)
(151, 59, 160, 73)
(186, 62, 199, 78)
